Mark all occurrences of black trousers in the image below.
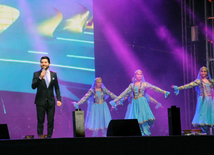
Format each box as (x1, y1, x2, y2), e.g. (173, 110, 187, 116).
(36, 101, 55, 137)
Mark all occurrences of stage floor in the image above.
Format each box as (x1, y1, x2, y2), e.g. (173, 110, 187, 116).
(1, 135, 214, 155)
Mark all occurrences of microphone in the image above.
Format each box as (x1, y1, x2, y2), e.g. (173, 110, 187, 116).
(42, 66, 47, 71)
(41, 68, 46, 79)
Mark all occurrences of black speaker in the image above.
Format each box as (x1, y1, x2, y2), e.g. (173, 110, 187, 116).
(107, 119, 141, 136)
(168, 106, 181, 135)
(0, 124, 10, 139)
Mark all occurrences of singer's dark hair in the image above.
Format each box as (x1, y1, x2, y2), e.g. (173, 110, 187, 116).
(40, 56, 50, 64)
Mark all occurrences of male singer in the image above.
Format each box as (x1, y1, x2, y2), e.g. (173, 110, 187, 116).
(32, 56, 62, 138)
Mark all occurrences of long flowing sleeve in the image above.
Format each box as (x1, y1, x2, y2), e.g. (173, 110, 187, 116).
(103, 88, 117, 99)
(144, 82, 167, 94)
(113, 84, 133, 102)
(177, 79, 200, 90)
(149, 96, 163, 108)
(77, 89, 93, 105)
(149, 96, 159, 105)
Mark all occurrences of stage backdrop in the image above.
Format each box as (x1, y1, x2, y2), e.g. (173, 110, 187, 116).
(93, 0, 206, 136)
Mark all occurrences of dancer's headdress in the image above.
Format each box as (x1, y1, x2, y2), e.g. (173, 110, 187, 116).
(88, 77, 109, 104)
(132, 69, 150, 103)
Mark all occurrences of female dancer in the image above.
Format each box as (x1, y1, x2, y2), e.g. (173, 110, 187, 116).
(124, 78, 163, 119)
(110, 69, 170, 136)
(72, 77, 117, 137)
(172, 66, 214, 134)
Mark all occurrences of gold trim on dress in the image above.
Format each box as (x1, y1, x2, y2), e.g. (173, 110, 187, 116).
(133, 82, 143, 99)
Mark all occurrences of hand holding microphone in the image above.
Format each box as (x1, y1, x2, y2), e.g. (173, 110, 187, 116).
(40, 68, 46, 79)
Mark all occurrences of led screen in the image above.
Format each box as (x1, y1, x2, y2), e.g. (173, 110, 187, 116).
(0, 0, 94, 138)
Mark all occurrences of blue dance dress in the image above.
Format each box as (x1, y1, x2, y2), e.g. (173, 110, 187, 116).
(125, 86, 155, 125)
(125, 93, 160, 119)
(85, 91, 112, 130)
(77, 88, 117, 131)
(177, 81, 214, 127)
(111, 82, 168, 135)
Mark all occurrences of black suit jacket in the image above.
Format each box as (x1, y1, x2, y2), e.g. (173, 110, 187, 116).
(32, 69, 61, 106)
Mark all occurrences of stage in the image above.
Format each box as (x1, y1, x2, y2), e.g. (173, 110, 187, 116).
(0, 1, 213, 155)
(1, 135, 214, 155)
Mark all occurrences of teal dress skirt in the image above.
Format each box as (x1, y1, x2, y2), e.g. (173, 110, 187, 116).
(192, 83, 214, 126)
(85, 91, 112, 130)
(125, 86, 155, 125)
